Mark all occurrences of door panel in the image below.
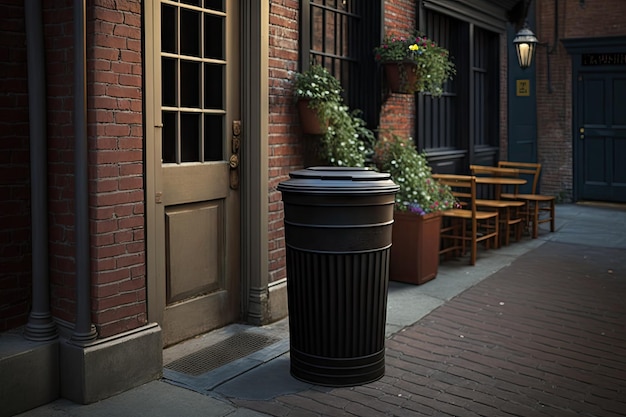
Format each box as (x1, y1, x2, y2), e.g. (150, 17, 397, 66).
(578, 73, 626, 202)
(165, 202, 223, 304)
(146, 0, 240, 347)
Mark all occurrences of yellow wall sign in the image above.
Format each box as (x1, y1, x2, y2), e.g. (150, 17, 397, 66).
(516, 79, 530, 96)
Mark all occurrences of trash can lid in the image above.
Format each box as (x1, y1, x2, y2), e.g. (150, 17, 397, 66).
(277, 166, 399, 194)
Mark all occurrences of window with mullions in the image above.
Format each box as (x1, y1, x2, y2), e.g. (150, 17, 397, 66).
(417, 9, 499, 167)
(418, 11, 459, 152)
(472, 27, 499, 149)
(301, 0, 381, 129)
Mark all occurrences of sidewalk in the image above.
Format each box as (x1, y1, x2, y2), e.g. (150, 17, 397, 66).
(17, 203, 626, 416)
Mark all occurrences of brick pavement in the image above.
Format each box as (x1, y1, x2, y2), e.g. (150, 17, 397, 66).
(231, 241, 626, 416)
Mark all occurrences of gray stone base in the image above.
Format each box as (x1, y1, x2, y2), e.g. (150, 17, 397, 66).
(268, 279, 289, 323)
(0, 331, 59, 417)
(60, 323, 162, 404)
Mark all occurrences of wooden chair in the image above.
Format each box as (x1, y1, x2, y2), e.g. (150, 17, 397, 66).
(432, 174, 499, 266)
(469, 165, 526, 246)
(497, 161, 556, 238)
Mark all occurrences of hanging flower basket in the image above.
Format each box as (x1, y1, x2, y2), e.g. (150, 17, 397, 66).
(383, 62, 420, 94)
(374, 33, 455, 97)
(297, 99, 328, 135)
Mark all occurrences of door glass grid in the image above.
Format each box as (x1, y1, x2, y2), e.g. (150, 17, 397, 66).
(161, 0, 226, 164)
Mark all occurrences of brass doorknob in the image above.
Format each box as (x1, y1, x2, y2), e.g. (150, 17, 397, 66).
(229, 154, 239, 169)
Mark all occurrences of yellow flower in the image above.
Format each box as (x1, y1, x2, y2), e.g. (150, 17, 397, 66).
(409, 44, 419, 51)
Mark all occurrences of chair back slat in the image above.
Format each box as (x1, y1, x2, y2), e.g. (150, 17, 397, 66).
(469, 165, 521, 197)
(497, 161, 541, 193)
(432, 174, 476, 213)
(469, 165, 520, 178)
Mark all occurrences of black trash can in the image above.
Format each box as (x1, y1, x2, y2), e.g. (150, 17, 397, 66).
(277, 166, 399, 387)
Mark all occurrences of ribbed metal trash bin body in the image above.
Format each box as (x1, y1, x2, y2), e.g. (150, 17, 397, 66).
(277, 167, 398, 387)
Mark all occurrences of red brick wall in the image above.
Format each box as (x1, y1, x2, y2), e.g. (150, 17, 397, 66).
(88, 1, 146, 337)
(384, 0, 416, 34)
(268, 0, 302, 284)
(40, 1, 146, 338)
(535, 0, 626, 200)
(266, 1, 420, 284)
(379, 0, 417, 140)
(0, 0, 31, 332)
(380, 95, 416, 138)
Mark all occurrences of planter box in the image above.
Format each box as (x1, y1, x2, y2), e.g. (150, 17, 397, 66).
(297, 99, 327, 135)
(383, 62, 419, 94)
(390, 211, 441, 285)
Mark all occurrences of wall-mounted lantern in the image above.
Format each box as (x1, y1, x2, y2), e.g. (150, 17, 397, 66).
(512, 0, 561, 93)
(513, 24, 539, 70)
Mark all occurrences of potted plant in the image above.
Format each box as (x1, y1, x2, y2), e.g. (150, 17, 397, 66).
(292, 65, 375, 167)
(373, 133, 457, 284)
(292, 64, 343, 135)
(373, 33, 455, 96)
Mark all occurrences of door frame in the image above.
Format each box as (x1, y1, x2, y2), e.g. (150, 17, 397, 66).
(564, 36, 626, 202)
(145, 0, 163, 326)
(239, 2, 270, 324)
(144, 2, 269, 330)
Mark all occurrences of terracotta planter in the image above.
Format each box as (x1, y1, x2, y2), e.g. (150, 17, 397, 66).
(297, 99, 327, 135)
(390, 211, 441, 285)
(383, 62, 419, 94)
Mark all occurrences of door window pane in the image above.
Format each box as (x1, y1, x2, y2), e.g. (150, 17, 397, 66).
(162, 5, 177, 54)
(162, 57, 177, 107)
(204, 0, 224, 12)
(204, 115, 223, 161)
(204, 14, 224, 59)
(181, 113, 200, 162)
(162, 111, 177, 163)
(180, 9, 200, 57)
(181, 61, 200, 107)
(204, 63, 223, 109)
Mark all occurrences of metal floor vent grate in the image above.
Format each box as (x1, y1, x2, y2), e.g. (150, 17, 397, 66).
(165, 332, 280, 376)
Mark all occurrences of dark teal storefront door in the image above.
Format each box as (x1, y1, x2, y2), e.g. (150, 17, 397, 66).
(576, 71, 626, 203)
(565, 37, 626, 204)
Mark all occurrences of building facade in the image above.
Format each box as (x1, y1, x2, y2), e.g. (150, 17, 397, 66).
(1, 0, 624, 415)
(531, 0, 626, 202)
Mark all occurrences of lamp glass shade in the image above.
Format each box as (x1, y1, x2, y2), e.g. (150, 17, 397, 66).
(513, 27, 539, 69)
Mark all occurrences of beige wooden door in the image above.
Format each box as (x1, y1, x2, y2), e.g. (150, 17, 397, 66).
(145, 0, 241, 346)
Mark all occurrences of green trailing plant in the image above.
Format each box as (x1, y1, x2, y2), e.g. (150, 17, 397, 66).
(373, 133, 457, 213)
(292, 64, 375, 167)
(319, 104, 375, 167)
(373, 32, 456, 97)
